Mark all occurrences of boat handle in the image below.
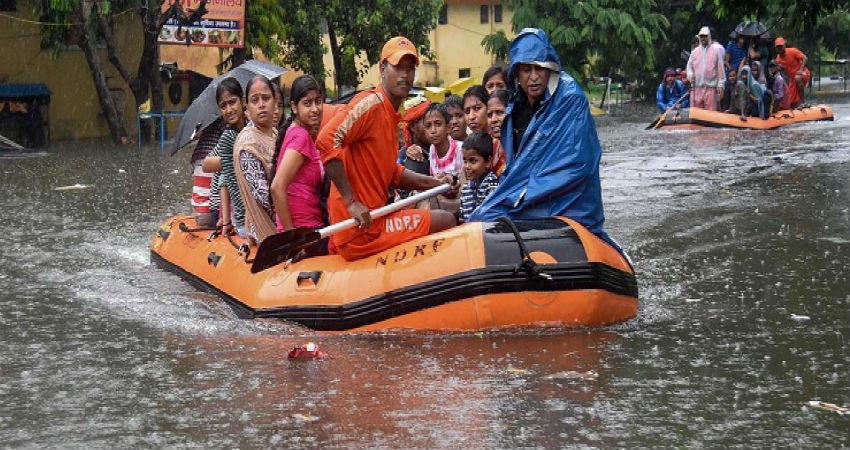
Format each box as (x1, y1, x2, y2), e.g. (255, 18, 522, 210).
(208, 252, 222, 267)
(297, 271, 322, 286)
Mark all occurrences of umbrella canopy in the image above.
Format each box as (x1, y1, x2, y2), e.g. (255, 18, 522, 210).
(734, 21, 768, 38)
(171, 60, 287, 154)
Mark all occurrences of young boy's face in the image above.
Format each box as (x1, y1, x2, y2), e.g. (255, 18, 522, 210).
(447, 105, 467, 141)
(463, 148, 490, 182)
(423, 111, 449, 146)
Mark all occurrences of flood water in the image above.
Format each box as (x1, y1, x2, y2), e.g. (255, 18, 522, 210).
(2, 99, 849, 449)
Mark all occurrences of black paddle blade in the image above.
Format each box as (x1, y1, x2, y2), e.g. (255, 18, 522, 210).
(645, 117, 661, 130)
(250, 227, 320, 273)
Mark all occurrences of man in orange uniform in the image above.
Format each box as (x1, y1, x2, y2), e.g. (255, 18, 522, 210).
(774, 37, 810, 108)
(316, 37, 457, 260)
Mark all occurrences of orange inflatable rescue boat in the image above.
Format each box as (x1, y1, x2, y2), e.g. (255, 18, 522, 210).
(651, 105, 833, 130)
(150, 215, 638, 332)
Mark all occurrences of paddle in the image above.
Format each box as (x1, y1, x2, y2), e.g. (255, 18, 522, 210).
(250, 183, 452, 273)
(647, 90, 690, 130)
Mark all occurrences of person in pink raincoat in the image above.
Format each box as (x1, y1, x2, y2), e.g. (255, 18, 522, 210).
(686, 26, 726, 111)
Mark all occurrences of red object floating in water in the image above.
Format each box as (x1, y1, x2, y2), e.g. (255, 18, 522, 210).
(288, 342, 324, 359)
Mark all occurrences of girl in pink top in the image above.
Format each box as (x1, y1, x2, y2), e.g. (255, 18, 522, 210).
(271, 75, 326, 231)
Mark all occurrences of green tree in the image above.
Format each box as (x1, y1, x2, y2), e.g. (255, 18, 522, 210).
(40, 0, 208, 143)
(239, 0, 326, 79)
(243, 0, 442, 96)
(323, 0, 443, 95)
(483, 0, 669, 85)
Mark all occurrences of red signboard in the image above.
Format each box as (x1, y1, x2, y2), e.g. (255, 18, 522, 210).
(159, 0, 245, 48)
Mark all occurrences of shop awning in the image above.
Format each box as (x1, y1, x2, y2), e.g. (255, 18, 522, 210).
(0, 83, 52, 99)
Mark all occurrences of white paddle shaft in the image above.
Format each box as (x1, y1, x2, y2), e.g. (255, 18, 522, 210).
(319, 184, 452, 238)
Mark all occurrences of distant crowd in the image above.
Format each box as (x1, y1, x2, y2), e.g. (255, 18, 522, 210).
(657, 25, 811, 120)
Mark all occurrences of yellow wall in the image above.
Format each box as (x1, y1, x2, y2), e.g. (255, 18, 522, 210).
(0, 6, 144, 141)
(349, 0, 514, 91)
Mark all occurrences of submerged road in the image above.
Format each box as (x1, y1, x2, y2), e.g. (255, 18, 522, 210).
(1, 98, 848, 448)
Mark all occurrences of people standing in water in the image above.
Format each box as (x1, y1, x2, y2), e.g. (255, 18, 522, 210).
(462, 85, 490, 135)
(656, 68, 689, 113)
(459, 132, 499, 223)
(233, 75, 279, 243)
(486, 89, 508, 176)
(316, 36, 456, 261)
(482, 64, 508, 95)
(687, 26, 725, 111)
(774, 37, 810, 108)
(201, 77, 247, 233)
(468, 28, 619, 252)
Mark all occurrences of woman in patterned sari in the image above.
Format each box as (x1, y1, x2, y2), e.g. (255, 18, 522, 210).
(233, 76, 279, 244)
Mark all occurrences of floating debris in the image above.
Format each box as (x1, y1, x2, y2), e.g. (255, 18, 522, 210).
(807, 401, 849, 416)
(542, 370, 598, 381)
(790, 314, 811, 322)
(292, 413, 320, 422)
(54, 184, 91, 191)
(506, 367, 530, 375)
(118, 169, 126, 173)
(685, 298, 702, 303)
(288, 341, 324, 359)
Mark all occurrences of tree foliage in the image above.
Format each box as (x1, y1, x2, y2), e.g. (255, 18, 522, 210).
(38, 0, 208, 143)
(485, 0, 670, 84)
(246, 0, 442, 95)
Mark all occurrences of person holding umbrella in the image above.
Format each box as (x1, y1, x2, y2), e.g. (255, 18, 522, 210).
(774, 37, 810, 108)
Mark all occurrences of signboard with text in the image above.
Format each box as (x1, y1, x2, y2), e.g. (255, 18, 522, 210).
(158, 0, 245, 48)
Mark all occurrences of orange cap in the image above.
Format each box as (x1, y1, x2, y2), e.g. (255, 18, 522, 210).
(775, 37, 786, 46)
(381, 36, 419, 66)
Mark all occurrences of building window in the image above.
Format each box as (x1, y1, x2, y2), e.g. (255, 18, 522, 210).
(494, 4, 502, 23)
(480, 4, 488, 24)
(0, 0, 16, 11)
(459, 68, 471, 78)
(438, 4, 447, 25)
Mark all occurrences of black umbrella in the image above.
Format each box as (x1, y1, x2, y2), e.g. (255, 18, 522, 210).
(734, 21, 768, 38)
(171, 60, 287, 155)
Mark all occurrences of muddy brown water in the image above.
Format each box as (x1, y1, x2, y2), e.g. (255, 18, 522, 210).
(1, 101, 848, 449)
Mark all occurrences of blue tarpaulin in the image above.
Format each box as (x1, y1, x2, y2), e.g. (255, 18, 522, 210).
(0, 83, 51, 100)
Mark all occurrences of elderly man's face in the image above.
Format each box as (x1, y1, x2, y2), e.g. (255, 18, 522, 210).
(516, 63, 550, 103)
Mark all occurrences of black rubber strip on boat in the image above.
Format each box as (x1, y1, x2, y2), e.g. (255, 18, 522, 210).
(151, 251, 638, 331)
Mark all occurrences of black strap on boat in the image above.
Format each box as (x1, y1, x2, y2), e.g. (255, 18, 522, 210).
(178, 222, 216, 233)
(496, 217, 552, 281)
(224, 230, 254, 263)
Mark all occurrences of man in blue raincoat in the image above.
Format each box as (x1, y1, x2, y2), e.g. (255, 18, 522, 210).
(468, 28, 615, 248)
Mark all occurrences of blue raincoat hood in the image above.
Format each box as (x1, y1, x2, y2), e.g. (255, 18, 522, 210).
(506, 28, 562, 87)
(469, 28, 613, 248)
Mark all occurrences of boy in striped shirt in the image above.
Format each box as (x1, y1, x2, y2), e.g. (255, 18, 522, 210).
(459, 132, 499, 223)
